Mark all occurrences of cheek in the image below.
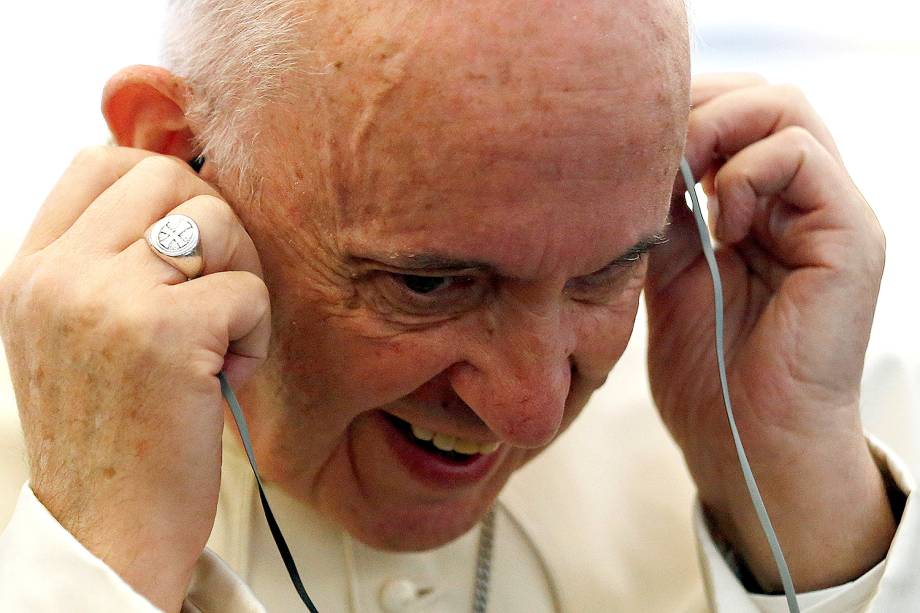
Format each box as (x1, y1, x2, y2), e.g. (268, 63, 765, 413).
(552, 284, 643, 439)
(271, 287, 466, 412)
(570, 278, 645, 383)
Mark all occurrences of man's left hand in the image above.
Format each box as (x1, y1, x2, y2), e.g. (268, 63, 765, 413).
(645, 73, 895, 592)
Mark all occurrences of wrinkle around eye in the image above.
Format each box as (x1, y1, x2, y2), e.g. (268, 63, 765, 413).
(353, 269, 492, 324)
(564, 256, 649, 304)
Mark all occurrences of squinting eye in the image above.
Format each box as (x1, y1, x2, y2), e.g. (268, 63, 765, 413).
(399, 275, 452, 295)
(565, 256, 648, 304)
(365, 272, 487, 320)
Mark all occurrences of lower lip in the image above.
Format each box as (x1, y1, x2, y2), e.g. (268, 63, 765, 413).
(375, 412, 503, 490)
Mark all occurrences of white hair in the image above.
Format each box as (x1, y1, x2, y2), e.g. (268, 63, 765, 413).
(161, 0, 312, 198)
(161, 0, 691, 198)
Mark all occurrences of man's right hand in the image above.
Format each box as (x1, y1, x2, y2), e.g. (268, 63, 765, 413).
(0, 147, 271, 612)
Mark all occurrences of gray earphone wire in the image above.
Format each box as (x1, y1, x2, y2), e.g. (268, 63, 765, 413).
(680, 158, 800, 612)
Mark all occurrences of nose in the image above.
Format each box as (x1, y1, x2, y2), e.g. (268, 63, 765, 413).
(447, 297, 574, 449)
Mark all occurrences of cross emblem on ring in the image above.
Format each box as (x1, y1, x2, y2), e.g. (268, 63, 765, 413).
(156, 218, 195, 252)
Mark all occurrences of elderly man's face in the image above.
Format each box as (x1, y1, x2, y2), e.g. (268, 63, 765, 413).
(230, 0, 688, 550)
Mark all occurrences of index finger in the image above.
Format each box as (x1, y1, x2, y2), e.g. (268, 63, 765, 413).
(684, 84, 844, 185)
(19, 146, 165, 256)
(69, 154, 222, 254)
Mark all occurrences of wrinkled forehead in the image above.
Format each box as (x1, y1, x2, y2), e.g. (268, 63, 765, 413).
(279, 0, 689, 266)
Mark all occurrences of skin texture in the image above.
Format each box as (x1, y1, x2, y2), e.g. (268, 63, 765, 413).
(0, 1, 895, 610)
(232, 0, 688, 552)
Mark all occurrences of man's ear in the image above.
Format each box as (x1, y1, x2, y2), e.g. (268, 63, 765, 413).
(102, 65, 198, 160)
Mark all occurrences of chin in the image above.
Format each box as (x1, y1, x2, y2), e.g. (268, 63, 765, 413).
(311, 458, 514, 552)
(298, 410, 530, 551)
(335, 485, 504, 552)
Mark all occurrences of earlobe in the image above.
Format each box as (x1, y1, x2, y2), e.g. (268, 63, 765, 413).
(102, 65, 198, 160)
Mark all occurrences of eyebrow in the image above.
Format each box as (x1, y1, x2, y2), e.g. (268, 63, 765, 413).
(350, 230, 669, 277)
(599, 231, 669, 269)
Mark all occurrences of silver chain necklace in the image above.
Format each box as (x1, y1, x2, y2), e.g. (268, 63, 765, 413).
(471, 507, 496, 613)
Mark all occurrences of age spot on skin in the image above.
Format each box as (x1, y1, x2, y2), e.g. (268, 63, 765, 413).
(134, 440, 150, 459)
(497, 60, 512, 86)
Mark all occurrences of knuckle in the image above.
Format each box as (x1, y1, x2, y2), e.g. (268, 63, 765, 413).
(686, 108, 703, 131)
(717, 170, 752, 205)
(193, 192, 231, 212)
(203, 196, 261, 271)
(193, 193, 236, 227)
(12, 259, 154, 349)
(240, 271, 270, 303)
(228, 231, 260, 276)
(183, 194, 255, 270)
(235, 272, 271, 315)
(257, 278, 271, 310)
(738, 72, 769, 87)
(715, 161, 748, 191)
(5, 261, 109, 351)
(70, 145, 113, 170)
(103, 300, 171, 358)
(17, 259, 67, 313)
(65, 282, 109, 330)
(118, 301, 159, 336)
(135, 154, 190, 182)
(685, 110, 712, 143)
(781, 125, 817, 150)
(774, 83, 809, 106)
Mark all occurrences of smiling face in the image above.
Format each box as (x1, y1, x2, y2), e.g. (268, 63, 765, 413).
(227, 0, 689, 551)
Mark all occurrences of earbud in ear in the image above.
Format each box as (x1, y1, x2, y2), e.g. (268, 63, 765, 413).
(188, 155, 205, 173)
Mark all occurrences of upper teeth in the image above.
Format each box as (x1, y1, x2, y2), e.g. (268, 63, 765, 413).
(411, 424, 500, 455)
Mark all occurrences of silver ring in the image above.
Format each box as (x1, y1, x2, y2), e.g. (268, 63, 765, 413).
(144, 214, 204, 279)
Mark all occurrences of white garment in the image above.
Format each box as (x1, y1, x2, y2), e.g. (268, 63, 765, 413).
(0, 351, 917, 612)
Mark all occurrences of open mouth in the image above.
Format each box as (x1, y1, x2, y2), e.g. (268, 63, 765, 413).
(386, 414, 488, 465)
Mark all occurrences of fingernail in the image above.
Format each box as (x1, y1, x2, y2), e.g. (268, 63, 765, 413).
(706, 194, 720, 235)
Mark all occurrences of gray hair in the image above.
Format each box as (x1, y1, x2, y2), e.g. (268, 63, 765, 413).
(160, 0, 311, 198)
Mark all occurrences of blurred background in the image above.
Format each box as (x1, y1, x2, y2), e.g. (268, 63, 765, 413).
(0, 3, 917, 470)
